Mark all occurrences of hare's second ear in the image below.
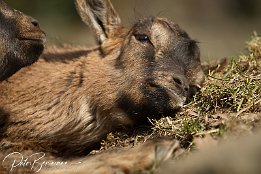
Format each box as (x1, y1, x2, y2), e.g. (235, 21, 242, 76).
(75, 0, 121, 45)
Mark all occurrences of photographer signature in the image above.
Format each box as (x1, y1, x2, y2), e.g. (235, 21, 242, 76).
(2, 152, 81, 172)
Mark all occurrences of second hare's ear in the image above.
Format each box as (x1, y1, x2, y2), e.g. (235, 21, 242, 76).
(75, 0, 121, 45)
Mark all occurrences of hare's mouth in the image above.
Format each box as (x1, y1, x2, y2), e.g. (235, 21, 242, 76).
(19, 32, 46, 43)
(164, 87, 186, 108)
(145, 80, 185, 109)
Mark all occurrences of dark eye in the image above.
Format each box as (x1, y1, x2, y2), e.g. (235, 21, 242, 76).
(134, 34, 150, 42)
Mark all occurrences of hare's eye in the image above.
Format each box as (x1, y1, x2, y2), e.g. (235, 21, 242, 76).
(134, 34, 150, 42)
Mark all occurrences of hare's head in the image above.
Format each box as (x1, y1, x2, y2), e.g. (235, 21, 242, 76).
(75, 0, 204, 119)
(0, 0, 45, 81)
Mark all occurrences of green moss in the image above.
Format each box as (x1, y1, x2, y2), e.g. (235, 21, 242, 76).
(194, 33, 261, 114)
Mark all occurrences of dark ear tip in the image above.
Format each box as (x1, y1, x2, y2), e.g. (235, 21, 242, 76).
(74, 0, 121, 45)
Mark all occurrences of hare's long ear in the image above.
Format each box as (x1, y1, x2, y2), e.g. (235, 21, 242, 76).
(75, 0, 121, 45)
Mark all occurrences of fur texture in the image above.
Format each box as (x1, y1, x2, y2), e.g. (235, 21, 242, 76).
(0, 0, 45, 81)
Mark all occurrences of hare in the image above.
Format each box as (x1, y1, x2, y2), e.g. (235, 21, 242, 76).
(0, 0, 204, 158)
(0, 0, 45, 81)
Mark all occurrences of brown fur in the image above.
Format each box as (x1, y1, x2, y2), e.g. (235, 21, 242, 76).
(0, 0, 204, 159)
(40, 130, 261, 174)
(41, 139, 181, 174)
(0, 0, 45, 81)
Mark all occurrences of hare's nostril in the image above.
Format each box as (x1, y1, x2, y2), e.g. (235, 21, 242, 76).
(31, 19, 39, 27)
(173, 77, 183, 86)
(173, 77, 190, 93)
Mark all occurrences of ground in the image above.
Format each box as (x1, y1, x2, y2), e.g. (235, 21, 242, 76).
(92, 33, 261, 162)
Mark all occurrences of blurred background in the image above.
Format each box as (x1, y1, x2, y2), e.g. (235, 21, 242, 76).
(6, 0, 261, 62)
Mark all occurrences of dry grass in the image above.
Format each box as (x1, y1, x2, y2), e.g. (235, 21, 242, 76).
(92, 33, 261, 154)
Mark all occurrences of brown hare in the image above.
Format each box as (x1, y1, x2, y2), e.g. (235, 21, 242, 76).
(0, 0, 45, 81)
(0, 0, 204, 156)
(0, 0, 204, 173)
